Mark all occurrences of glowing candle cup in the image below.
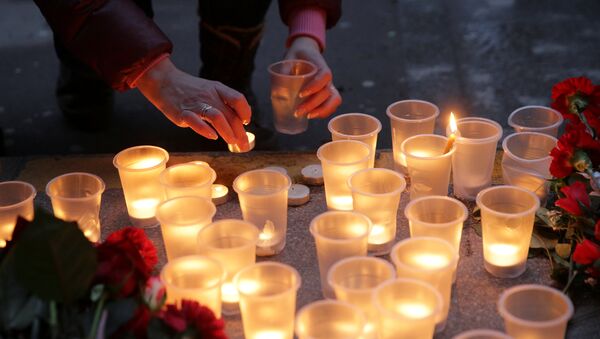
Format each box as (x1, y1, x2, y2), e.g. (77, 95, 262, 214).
(317, 140, 371, 211)
(327, 256, 395, 338)
(386, 100, 439, 174)
(401, 134, 454, 200)
(449, 118, 502, 200)
(160, 255, 225, 317)
(46, 172, 105, 242)
(235, 262, 301, 339)
(476, 186, 540, 278)
(156, 196, 216, 261)
(348, 168, 406, 255)
(452, 329, 512, 339)
(197, 219, 259, 315)
(233, 169, 291, 256)
(113, 145, 169, 228)
(295, 300, 367, 339)
(498, 284, 573, 339)
(373, 278, 443, 339)
(159, 162, 216, 200)
(0, 181, 36, 247)
(328, 113, 382, 167)
(508, 106, 563, 138)
(309, 211, 371, 298)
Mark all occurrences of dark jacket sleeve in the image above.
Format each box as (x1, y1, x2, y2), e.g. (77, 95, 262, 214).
(34, 0, 173, 91)
(278, 0, 342, 29)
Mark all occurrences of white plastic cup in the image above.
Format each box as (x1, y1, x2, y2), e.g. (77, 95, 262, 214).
(159, 162, 216, 200)
(295, 300, 367, 339)
(328, 113, 382, 167)
(507, 106, 563, 138)
(0, 181, 36, 247)
(452, 329, 513, 339)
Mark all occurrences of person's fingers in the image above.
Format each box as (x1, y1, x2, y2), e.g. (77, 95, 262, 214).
(295, 86, 332, 117)
(216, 103, 250, 151)
(300, 68, 332, 98)
(215, 83, 252, 125)
(180, 110, 218, 140)
(191, 105, 237, 144)
(307, 88, 342, 119)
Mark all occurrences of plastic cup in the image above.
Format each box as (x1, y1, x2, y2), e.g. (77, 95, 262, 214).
(113, 145, 169, 228)
(156, 196, 216, 262)
(507, 106, 563, 138)
(269, 59, 317, 135)
(235, 262, 301, 339)
(295, 300, 367, 339)
(309, 211, 372, 298)
(448, 117, 502, 201)
(233, 169, 291, 256)
(501, 132, 557, 203)
(452, 329, 513, 339)
(373, 278, 443, 339)
(317, 140, 372, 211)
(159, 162, 216, 200)
(476, 186, 540, 278)
(46, 172, 105, 242)
(498, 284, 573, 339)
(0, 181, 36, 247)
(327, 256, 396, 338)
(386, 100, 440, 174)
(160, 255, 225, 317)
(348, 168, 406, 255)
(401, 134, 455, 200)
(328, 113, 382, 167)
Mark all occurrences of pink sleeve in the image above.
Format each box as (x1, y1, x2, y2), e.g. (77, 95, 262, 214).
(286, 6, 327, 52)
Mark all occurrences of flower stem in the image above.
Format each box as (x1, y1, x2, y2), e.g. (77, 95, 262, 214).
(563, 239, 577, 294)
(49, 301, 58, 339)
(88, 294, 107, 339)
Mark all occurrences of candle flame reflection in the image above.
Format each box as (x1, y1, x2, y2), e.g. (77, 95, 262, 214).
(396, 302, 432, 319)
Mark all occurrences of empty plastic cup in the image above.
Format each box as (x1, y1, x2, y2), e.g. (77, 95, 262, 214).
(295, 300, 367, 339)
(508, 106, 563, 138)
(159, 162, 216, 200)
(0, 181, 36, 247)
(328, 113, 382, 167)
(452, 329, 513, 339)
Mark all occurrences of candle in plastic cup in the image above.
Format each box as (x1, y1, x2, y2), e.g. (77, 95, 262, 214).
(386, 100, 440, 174)
(159, 162, 216, 200)
(452, 329, 513, 339)
(156, 196, 216, 261)
(501, 132, 557, 203)
(295, 300, 367, 339)
(197, 219, 259, 315)
(373, 278, 443, 339)
(327, 256, 395, 338)
(507, 106, 563, 138)
(235, 262, 301, 339)
(328, 113, 382, 167)
(390, 237, 457, 330)
(317, 140, 371, 211)
(448, 117, 502, 201)
(348, 168, 406, 255)
(498, 284, 573, 339)
(233, 169, 291, 256)
(0, 181, 36, 247)
(476, 186, 540, 278)
(309, 211, 371, 298)
(269, 59, 317, 135)
(160, 255, 225, 317)
(113, 145, 169, 228)
(401, 134, 454, 200)
(46, 172, 105, 242)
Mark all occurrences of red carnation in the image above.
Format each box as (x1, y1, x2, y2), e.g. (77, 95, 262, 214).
(573, 239, 600, 266)
(161, 300, 227, 339)
(550, 142, 574, 178)
(555, 181, 591, 216)
(551, 76, 596, 120)
(595, 220, 600, 241)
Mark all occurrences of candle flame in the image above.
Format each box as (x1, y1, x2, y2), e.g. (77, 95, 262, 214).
(259, 220, 275, 241)
(396, 302, 432, 319)
(449, 112, 457, 134)
(211, 184, 228, 198)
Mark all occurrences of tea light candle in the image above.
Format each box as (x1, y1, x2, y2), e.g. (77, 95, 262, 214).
(288, 184, 310, 206)
(301, 164, 324, 185)
(228, 132, 256, 153)
(211, 184, 229, 205)
(129, 198, 161, 219)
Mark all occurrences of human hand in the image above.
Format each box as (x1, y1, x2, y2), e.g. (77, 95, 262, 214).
(284, 36, 342, 119)
(136, 58, 251, 151)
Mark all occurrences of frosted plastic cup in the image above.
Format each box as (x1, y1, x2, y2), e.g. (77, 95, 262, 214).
(348, 168, 406, 255)
(327, 256, 396, 338)
(309, 211, 372, 298)
(390, 237, 457, 331)
(386, 100, 440, 174)
(401, 134, 455, 200)
(0, 181, 36, 247)
(295, 300, 367, 339)
(269, 59, 317, 135)
(156, 196, 216, 262)
(234, 262, 301, 339)
(476, 186, 540, 278)
(501, 132, 557, 203)
(113, 145, 169, 228)
(328, 113, 382, 167)
(498, 284, 573, 339)
(46, 172, 105, 242)
(508, 106, 563, 138)
(233, 169, 291, 256)
(197, 219, 259, 315)
(160, 255, 225, 317)
(452, 329, 513, 339)
(159, 162, 216, 200)
(448, 117, 502, 200)
(317, 140, 372, 211)
(373, 278, 443, 339)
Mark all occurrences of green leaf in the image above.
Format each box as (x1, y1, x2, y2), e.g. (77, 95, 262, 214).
(13, 209, 97, 304)
(101, 298, 139, 337)
(530, 231, 558, 249)
(551, 252, 571, 268)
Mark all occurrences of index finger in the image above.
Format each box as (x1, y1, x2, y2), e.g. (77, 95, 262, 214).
(215, 84, 252, 125)
(300, 68, 332, 98)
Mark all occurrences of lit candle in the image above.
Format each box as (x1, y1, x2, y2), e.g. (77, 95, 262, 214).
(129, 198, 161, 219)
(295, 300, 367, 339)
(228, 132, 256, 153)
(129, 157, 163, 169)
(396, 302, 434, 319)
(486, 243, 521, 267)
(258, 220, 277, 246)
(0, 181, 36, 247)
(211, 184, 229, 205)
(443, 112, 457, 154)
